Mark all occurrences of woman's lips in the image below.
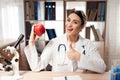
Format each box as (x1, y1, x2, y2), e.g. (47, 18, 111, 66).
(67, 28, 73, 32)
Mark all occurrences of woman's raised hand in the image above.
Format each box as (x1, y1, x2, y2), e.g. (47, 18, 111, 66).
(29, 24, 40, 47)
(67, 43, 80, 60)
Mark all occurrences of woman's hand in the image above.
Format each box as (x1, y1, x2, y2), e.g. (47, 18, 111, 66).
(66, 44, 80, 60)
(29, 24, 40, 47)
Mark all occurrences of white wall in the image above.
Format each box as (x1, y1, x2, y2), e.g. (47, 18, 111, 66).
(105, 0, 120, 71)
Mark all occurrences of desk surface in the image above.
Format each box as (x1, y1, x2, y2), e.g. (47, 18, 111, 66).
(0, 71, 110, 80)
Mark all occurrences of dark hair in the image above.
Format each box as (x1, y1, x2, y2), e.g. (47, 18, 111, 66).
(70, 10, 87, 26)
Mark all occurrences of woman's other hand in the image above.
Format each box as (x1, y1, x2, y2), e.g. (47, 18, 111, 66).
(29, 24, 40, 47)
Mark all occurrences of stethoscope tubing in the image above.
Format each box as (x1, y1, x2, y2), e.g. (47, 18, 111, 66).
(58, 44, 66, 52)
(58, 44, 85, 55)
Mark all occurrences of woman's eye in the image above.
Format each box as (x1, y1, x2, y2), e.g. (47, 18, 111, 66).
(67, 19, 70, 22)
(73, 21, 78, 24)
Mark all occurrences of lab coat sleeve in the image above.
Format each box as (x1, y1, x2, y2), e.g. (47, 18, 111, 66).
(24, 41, 53, 71)
(78, 42, 106, 73)
(24, 45, 41, 71)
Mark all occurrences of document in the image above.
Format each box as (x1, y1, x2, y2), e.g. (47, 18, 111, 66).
(53, 75, 82, 80)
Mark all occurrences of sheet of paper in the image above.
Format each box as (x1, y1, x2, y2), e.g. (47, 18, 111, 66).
(53, 75, 82, 80)
(1, 75, 23, 80)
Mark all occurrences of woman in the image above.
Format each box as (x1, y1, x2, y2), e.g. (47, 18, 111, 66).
(24, 10, 106, 73)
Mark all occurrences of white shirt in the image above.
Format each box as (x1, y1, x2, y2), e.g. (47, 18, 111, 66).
(24, 34, 106, 73)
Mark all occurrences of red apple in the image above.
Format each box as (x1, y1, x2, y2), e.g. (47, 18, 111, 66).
(34, 24, 45, 36)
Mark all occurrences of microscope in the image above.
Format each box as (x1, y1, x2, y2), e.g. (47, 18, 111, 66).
(0, 34, 24, 80)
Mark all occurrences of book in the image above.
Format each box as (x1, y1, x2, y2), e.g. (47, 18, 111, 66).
(52, 2, 56, 20)
(37, 1, 41, 20)
(86, 9, 90, 20)
(46, 29, 57, 40)
(97, 2, 101, 21)
(100, 2, 106, 21)
(45, 2, 48, 20)
(48, 2, 52, 20)
(33, 1, 44, 20)
(88, 9, 97, 21)
(92, 9, 97, 21)
(36, 1, 44, 20)
(96, 29, 104, 41)
(30, 1, 35, 20)
(85, 27, 91, 39)
(45, 2, 56, 20)
(25, 1, 30, 20)
(90, 25, 99, 41)
(102, 24, 105, 40)
(45, 2, 51, 20)
(34, 1, 38, 20)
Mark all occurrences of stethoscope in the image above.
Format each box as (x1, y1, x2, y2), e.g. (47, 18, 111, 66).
(57, 44, 67, 65)
(58, 44, 86, 55)
(58, 44, 66, 52)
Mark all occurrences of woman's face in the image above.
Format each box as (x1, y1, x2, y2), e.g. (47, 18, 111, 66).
(65, 13, 83, 36)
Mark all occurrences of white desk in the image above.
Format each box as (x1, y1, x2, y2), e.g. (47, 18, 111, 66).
(0, 71, 110, 80)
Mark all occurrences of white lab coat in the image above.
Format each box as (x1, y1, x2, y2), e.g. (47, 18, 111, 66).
(24, 34, 106, 73)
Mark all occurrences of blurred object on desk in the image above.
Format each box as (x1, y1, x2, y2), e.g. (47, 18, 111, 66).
(110, 65, 120, 80)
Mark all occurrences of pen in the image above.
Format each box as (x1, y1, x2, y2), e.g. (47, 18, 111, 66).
(65, 76, 67, 80)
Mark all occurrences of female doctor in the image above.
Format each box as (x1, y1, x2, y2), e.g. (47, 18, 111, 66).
(24, 10, 106, 73)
